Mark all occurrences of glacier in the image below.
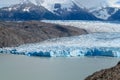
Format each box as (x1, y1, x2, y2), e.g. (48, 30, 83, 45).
(1, 32, 120, 57)
(43, 20, 120, 32)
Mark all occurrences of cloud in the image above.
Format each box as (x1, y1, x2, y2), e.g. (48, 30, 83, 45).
(107, 0, 120, 7)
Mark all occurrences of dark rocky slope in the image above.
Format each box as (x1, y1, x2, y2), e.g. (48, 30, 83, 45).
(85, 61, 120, 80)
(0, 21, 87, 47)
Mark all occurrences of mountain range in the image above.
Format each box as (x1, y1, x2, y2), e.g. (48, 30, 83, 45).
(0, 0, 120, 21)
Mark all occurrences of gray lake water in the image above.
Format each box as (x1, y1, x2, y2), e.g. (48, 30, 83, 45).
(0, 54, 120, 80)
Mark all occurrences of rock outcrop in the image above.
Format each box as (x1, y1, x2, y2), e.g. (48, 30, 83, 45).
(85, 61, 120, 80)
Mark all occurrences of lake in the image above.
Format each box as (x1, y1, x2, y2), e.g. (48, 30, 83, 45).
(0, 54, 119, 80)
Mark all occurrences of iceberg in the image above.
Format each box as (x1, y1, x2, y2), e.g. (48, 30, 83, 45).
(1, 32, 120, 57)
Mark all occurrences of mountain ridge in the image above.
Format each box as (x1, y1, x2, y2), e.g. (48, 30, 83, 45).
(0, 0, 120, 21)
(0, 0, 100, 21)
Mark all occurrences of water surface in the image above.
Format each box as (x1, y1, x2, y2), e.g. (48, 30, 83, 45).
(0, 54, 119, 80)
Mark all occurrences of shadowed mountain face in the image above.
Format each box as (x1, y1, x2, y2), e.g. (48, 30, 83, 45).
(85, 61, 120, 80)
(0, 21, 87, 47)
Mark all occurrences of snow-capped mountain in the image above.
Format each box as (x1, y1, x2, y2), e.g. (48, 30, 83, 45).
(87, 0, 120, 20)
(0, 0, 59, 20)
(38, 0, 120, 20)
(40, 0, 99, 20)
(90, 7, 119, 20)
(0, 0, 120, 21)
(96, 7, 120, 21)
(0, 0, 99, 20)
(40, 0, 75, 13)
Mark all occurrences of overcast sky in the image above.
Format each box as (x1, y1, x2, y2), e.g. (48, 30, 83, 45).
(0, 0, 120, 8)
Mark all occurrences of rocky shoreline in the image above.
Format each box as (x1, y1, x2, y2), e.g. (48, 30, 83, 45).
(85, 61, 120, 80)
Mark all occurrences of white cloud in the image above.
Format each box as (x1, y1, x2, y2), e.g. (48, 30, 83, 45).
(107, 0, 120, 7)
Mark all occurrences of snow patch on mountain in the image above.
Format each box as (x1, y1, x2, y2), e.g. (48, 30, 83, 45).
(22, 7, 30, 12)
(93, 10, 110, 20)
(40, 0, 74, 13)
(91, 7, 119, 20)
